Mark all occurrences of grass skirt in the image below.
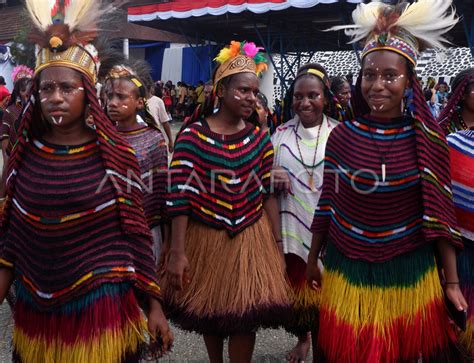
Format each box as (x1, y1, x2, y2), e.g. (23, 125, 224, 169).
(458, 238, 474, 359)
(163, 213, 292, 336)
(12, 282, 147, 363)
(317, 243, 460, 362)
(285, 253, 321, 336)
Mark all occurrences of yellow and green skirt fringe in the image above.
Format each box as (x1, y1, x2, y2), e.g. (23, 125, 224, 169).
(12, 282, 148, 363)
(317, 243, 460, 362)
(285, 253, 321, 336)
(458, 237, 474, 359)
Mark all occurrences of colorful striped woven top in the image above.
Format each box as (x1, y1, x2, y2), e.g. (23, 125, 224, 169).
(118, 125, 168, 229)
(167, 120, 273, 237)
(0, 138, 161, 308)
(447, 130, 474, 241)
(312, 115, 461, 262)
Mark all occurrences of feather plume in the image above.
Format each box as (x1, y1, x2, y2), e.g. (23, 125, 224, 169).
(64, 0, 113, 33)
(25, 0, 55, 31)
(394, 0, 457, 50)
(326, 2, 384, 44)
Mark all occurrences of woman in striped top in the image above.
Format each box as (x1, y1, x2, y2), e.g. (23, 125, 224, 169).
(164, 41, 291, 362)
(447, 130, 474, 360)
(105, 64, 169, 263)
(308, 1, 467, 361)
(441, 68, 474, 359)
(0, 1, 172, 361)
(439, 68, 474, 133)
(271, 63, 339, 362)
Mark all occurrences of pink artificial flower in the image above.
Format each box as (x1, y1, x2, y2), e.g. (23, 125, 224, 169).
(242, 42, 263, 58)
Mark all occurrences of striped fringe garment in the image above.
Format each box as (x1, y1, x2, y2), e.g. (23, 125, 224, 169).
(318, 243, 458, 362)
(12, 283, 147, 363)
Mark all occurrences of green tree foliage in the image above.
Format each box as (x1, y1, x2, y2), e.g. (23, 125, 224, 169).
(10, 17, 35, 68)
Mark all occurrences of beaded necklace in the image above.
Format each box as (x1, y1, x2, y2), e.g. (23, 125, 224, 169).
(294, 115, 328, 191)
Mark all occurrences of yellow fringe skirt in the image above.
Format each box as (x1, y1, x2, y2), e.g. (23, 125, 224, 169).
(163, 213, 292, 336)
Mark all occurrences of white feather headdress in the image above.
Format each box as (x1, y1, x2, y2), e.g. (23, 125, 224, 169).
(329, 0, 458, 63)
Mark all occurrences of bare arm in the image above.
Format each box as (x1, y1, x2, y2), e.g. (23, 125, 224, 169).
(161, 122, 174, 153)
(166, 215, 190, 291)
(263, 195, 282, 242)
(437, 240, 468, 311)
(0, 268, 13, 304)
(306, 232, 326, 289)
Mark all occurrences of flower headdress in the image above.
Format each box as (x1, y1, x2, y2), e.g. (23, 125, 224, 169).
(214, 41, 268, 84)
(11, 65, 34, 84)
(25, 0, 114, 82)
(330, 0, 458, 66)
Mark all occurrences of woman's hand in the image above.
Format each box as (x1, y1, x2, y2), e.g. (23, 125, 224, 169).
(166, 250, 190, 291)
(148, 298, 174, 354)
(271, 167, 292, 196)
(445, 284, 468, 311)
(306, 258, 322, 291)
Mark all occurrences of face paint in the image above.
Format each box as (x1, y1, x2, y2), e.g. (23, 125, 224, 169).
(234, 95, 241, 100)
(51, 116, 63, 125)
(122, 105, 129, 109)
(41, 98, 48, 103)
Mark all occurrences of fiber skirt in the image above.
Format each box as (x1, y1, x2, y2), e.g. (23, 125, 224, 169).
(163, 213, 292, 336)
(12, 282, 148, 363)
(317, 242, 459, 363)
(458, 237, 474, 359)
(285, 253, 321, 336)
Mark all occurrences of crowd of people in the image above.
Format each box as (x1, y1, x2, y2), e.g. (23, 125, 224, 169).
(0, 0, 472, 362)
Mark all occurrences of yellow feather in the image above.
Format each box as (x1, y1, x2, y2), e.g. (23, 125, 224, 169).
(214, 47, 233, 64)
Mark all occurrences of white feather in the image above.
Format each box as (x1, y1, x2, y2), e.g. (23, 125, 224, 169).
(395, 0, 458, 49)
(65, 0, 116, 33)
(25, 0, 54, 30)
(327, 2, 385, 44)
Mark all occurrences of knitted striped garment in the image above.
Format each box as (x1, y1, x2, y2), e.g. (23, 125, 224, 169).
(118, 125, 169, 229)
(447, 130, 474, 240)
(312, 115, 462, 262)
(167, 120, 273, 237)
(0, 138, 161, 308)
(272, 115, 338, 261)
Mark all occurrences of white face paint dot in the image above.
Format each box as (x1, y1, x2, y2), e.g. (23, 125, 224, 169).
(122, 105, 129, 109)
(41, 98, 48, 103)
(234, 95, 241, 100)
(77, 87, 84, 91)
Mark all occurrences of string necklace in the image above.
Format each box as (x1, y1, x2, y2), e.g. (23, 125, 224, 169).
(367, 119, 402, 183)
(456, 108, 473, 130)
(294, 115, 325, 191)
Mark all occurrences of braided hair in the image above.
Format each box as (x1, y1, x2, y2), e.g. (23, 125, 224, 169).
(282, 63, 339, 124)
(2, 71, 151, 238)
(438, 68, 474, 134)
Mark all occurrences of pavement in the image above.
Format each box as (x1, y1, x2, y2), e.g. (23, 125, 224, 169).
(0, 120, 314, 362)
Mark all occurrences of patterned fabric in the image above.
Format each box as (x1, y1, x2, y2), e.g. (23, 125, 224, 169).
(448, 130, 474, 240)
(272, 115, 338, 261)
(12, 282, 146, 363)
(3, 78, 152, 239)
(0, 102, 22, 154)
(0, 139, 161, 308)
(168, 120, 273, 237)
(318, 243, 458, 362)
(312, 115, 462, 262)
(448, 130, 474, 357)
(118, 126, 168, 229)
(438, 72, 474, 134)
